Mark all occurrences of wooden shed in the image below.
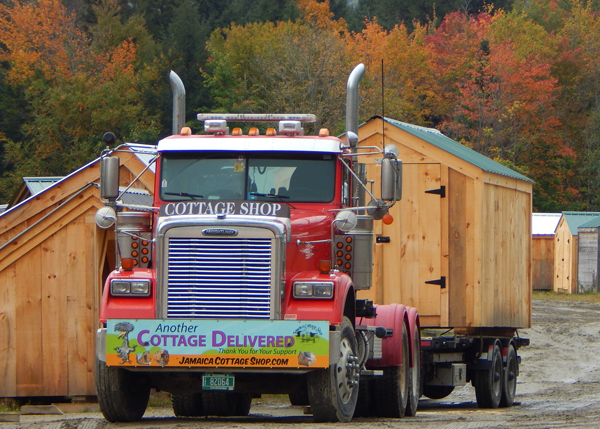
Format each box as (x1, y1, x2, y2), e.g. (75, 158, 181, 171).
(531, 213, 561, 291)
(0, 145, 154, 398)
(554, 212, 600, 293)
(576, 216, 600, 294)
(356, 116, 533, 330)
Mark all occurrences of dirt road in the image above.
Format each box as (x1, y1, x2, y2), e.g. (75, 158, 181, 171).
(7, 298, 600, 428)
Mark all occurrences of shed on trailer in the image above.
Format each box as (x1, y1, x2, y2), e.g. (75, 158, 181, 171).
(532, 213, 561, 291)
(576, 216, 600, 294)
(554, 212, 600, 293)
(356, 116, 533, 330)
(0, 145, 154, 398)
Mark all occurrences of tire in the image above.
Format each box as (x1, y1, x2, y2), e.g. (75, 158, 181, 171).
(500, 343, 518, 407)
(95, 357, 150, 422)
(422, 385, 454, 399)
(307, 316, 359, 422)
(474, 342, 503, 409)
(371, 320, 410, 418)
(289, 384, 309, 406)
(234, 393, 253, 416)
(171, 392, 204, 417)
(405, 322, 421, 416)
(203, 391, 251, 416)
(353, 379, 372, 417)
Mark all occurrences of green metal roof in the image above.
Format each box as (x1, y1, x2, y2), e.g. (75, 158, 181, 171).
(575, 214, 600, 230)
(369, 116, 534, 183)
(561, 212, 600, 235)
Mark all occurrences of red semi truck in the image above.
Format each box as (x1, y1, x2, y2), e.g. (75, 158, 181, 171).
(94, 64, 421, 422)
(95, 63, 529, 422)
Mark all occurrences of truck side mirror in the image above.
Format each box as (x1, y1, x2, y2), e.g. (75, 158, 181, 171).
(381, 158, 402, 202)
(100, 156, 120, 199)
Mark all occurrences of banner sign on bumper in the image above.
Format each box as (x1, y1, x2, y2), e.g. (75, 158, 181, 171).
(106, 319, 329, 369)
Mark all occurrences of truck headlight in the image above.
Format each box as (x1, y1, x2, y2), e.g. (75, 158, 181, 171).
(110, 280, 151, 297)
(293, 282, 334, 299)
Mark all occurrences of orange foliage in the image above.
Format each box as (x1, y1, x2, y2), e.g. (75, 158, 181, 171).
(0, 0, 85, 83)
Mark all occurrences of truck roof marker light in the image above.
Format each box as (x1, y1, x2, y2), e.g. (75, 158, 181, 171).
(204, 119, 229, 135)
(319, 260, 331, 273)
(180, 126, 192, 135)
(121, 258, 134, 271)
(383, 213, 394, 225)
(319, 128, 330, 137)
(266, 128, 276, 136)
(231, 127, 243, 136)
(279, 121, 303, 135)
(248, 127, 259, 136)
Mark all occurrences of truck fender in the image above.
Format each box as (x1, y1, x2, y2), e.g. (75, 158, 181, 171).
(365, 303, 408, 367)
(283, 272, 354, 326)
(405, 306, 420, 369)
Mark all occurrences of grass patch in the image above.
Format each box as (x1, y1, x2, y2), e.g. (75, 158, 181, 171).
(533, 290, 600, 303)
(0, 400, 20, 413)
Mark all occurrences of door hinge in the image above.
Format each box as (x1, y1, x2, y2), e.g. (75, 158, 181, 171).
(425, 276, 446, 289)
(425, 185, 446, 198)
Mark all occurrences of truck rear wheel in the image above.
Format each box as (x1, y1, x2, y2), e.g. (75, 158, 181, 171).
(202, 391, 252, 416)
(371, 320, 409, 418)
(95, 357, 150, 422)
(307, 316, 359, 422)
(500, 343, 517, 407)
(474, 342, 503, 408)
(405, 322, 421, 416)
(171, 392, 204, 417)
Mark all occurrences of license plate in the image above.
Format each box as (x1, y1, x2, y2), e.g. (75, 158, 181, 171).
(202, 373, 234, 391)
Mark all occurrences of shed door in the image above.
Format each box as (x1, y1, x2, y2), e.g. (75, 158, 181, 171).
(380, 163, 443, 322)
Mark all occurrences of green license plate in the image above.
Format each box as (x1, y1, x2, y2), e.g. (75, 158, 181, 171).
(202, 374, 235, 391)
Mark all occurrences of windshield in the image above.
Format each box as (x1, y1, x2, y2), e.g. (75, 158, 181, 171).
(160, 152, 336, 203)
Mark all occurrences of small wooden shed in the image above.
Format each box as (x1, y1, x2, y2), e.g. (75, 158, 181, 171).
(0, 145, 154, 398)
(576, 216, 600, 294)
(356, 117, 533, 330)
(554, 212, 600, 293)
(532, 213, 561, 291)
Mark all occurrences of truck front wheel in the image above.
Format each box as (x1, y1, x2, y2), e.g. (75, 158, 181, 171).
(95, 358, 150, 422)
(308, 316, 359, 422)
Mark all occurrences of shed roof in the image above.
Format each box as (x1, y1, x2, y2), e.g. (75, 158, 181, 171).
(532, 213, 561, 235)
(560, 212, 600, 236)
(22, 177, 62, 195)
(578, 215, 600, 229)
(373, 116, 533, 183)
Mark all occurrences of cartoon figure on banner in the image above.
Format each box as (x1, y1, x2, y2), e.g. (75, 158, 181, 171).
(114, 322, 136, 364)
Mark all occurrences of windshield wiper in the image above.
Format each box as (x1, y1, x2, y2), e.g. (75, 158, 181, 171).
(249, 192, 289, 200)
(164, 192, 204, 200)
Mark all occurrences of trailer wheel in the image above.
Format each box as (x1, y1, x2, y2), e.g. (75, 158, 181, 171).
(203, 391, 252, 416)
(500, 343, 518, 407)
(422, 385, 454, 399)
(95, 358, 150, 422)
(308, 316, 359, 422)
(372, 320, 410, 418)
(405, 322, 421, 416)
(171, 392, 205, 417)
(474, 342, 503, 408)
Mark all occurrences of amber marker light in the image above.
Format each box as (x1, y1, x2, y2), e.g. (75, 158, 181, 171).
(180, 126, 192, 135)
(319, 260, 331, 273)
(121, 258, 134, 271)
(383, 213, 394, 225)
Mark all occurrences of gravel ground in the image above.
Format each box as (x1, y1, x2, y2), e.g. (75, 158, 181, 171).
(5, 298, 600, 428)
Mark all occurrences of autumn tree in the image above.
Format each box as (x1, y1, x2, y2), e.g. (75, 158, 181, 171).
(203, 0, 352, 132)
(0, 0, 161, 199)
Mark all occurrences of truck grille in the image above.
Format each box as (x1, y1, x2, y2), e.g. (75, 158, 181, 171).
(167, 237, 272, 318)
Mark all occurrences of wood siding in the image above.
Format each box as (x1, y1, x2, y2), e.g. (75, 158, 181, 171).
(357, 118, 532, 329)
(0, 151, 150, 397)
(532, 236, 555, 290)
